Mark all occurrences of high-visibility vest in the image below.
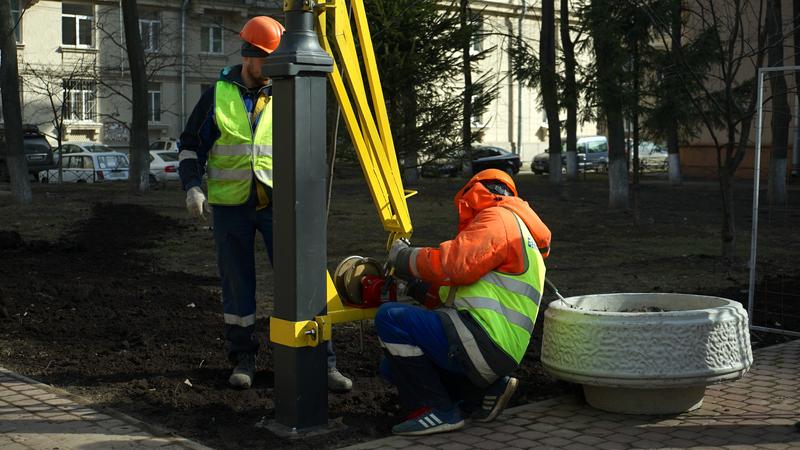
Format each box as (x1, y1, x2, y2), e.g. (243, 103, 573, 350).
(439, 212, 545, 365)
(207, 81, 273, 205)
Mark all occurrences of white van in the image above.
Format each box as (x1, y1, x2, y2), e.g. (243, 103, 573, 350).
(40, 151, 129, 183)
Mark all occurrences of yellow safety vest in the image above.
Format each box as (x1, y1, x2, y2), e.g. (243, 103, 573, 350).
(207, 81, 273, 205)
(439, 212, 545, 365)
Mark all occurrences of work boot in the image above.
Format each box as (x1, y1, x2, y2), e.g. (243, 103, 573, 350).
(474, 376, 518, 423)
(327, 368, 353, 393)
(228, 353, 256, 389)
(391, 407, 464, 436)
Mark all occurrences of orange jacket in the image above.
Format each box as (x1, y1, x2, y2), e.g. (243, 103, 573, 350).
(408, 170, 551, 288)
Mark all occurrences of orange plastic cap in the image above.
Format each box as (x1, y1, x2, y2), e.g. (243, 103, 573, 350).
(240, 16, 285, 54)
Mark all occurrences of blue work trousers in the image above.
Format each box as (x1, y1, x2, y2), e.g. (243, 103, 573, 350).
(375, 302, 482, 412)
(212, 185, 336, 368)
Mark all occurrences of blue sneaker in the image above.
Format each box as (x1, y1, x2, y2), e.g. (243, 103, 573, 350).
(474, 376, 518, 423)
(391, 407, 465, 436)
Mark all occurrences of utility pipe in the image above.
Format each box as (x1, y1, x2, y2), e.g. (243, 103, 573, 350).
(119, 0, 124, 75)
(516, 0, 526, 156)
(793, 93, 800, 176)
(180, 0, 190, 128)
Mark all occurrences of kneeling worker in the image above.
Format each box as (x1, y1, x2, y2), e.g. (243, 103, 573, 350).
(376, 169, 551, 435)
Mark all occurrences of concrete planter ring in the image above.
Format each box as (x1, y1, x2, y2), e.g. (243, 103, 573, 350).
(540, 293, 753, 414)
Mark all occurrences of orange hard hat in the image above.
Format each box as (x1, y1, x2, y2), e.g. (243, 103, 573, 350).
(465, 169, 518, 197)
(240, 16, 284, 56)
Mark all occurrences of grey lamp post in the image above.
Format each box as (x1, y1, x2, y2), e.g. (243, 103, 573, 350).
(262, 0, 334, 431)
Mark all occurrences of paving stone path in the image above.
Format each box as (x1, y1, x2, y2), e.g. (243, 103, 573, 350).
(345, 339, 800, 449)
(0, 367, 210, 450)
(2, 340, 798, 449)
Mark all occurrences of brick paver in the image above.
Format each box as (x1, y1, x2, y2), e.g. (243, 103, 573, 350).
(343, 339, 800, 449)
(0, 367, 210, 450)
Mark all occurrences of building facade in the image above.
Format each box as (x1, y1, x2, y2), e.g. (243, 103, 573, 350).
(8, 0, 595, 164)
(469, 0, 596, 163)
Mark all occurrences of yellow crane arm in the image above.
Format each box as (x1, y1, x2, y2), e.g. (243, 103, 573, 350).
(315, 0, 413, 246)
(301, 0, 415, 327)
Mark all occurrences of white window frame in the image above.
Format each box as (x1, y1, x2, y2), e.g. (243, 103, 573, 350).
(139, 16, 160, 53)
(64, 80, 96, 122)
(469, 14, 484, 56)
(470, 90, 485, 128)
(62, 3, 94, 48)
(201, 17, 224, 54)
(148, 85, 161, 123)
(11, 0, 21, 43)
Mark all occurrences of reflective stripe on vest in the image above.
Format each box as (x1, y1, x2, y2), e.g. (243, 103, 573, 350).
(438, 308, 499, 384)
(439, 212, 545, 364)
(207, 81, 273, 205)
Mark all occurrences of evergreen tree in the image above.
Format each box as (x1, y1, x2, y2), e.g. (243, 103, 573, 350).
(364, 0, 496, 180)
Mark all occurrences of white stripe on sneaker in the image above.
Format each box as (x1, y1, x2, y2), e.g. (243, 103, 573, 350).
(424, 417, 436, 427)
(430, 414, 442, 425)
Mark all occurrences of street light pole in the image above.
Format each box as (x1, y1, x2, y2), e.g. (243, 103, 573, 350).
(263, 0, 334, 432)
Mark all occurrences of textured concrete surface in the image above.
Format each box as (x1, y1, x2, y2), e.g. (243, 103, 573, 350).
(344, 339, 800, 449)
(0, 367, 210, 450)
(2, 340, 798, 450)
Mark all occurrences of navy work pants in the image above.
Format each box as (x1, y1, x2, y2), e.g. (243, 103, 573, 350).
(212, 186, 336, 368)
(375, 302, 482, 412)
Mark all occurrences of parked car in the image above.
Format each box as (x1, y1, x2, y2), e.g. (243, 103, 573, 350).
(531, 136, 608, 174)
(421, 145, 522, 178)
(40, 151, 129, 183)
(149, 139, 179, 152)
(0, 125, 56, 181)
(629, 141, 668, 171)
(471, 146, 522, 175)
(55, 142, 118, 162)
(421, 157, 460, 178)
(149, 150, 179, 182)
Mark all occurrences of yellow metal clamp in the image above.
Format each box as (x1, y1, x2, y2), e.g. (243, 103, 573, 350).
(270, 316, 330, 348)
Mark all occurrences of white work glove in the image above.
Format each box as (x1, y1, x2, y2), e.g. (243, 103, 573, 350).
(186, 186, 211, 220)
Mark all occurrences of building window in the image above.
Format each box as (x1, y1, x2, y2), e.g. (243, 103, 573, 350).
(64, 80, 96, 121)
(11, 0, 21, 43)
(139, 12, 160, 52)
(471, 88, 484, 127)
(62, 3, 94, 47)
(470, 14, 484, 55)
(148, 84, 161, 123)
(201, 17, 223, 54)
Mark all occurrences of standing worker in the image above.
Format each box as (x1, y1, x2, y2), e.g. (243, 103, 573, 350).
(377, 169, 551, 435)
(178, 16, 352, 392)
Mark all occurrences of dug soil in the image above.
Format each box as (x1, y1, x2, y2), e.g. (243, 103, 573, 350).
(0, 173, 798, 449)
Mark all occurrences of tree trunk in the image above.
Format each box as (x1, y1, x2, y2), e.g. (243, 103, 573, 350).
(560, 0, 578, 180)
(631, 56, 641, 219)
(122, 0, 150, 193)
(0, 0, 31, 204)
(460, 0, 473, 176)
(667, 0, 682, 185)
(631, 41, 641, 189)
(607, 108, 629, 209)
(591, 0, 628, 208)
(767, 0, 788, 205)
(540, 0, 562, 184)
(794, 0, 800, 177)
(719, 162, 736, 259)
(402, 89, 419, 184)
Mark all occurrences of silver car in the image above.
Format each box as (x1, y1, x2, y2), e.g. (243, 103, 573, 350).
(40, 151, 129, 183)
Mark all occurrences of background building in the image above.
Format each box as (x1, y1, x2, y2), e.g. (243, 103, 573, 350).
(7, 0, 597, 164)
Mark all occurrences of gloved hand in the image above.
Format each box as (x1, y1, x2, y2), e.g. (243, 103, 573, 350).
(388, 238, 410, 265)
(186, 186, 211, 220)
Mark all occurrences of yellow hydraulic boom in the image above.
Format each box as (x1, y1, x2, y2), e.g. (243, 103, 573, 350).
(319, 0, 413, 327)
